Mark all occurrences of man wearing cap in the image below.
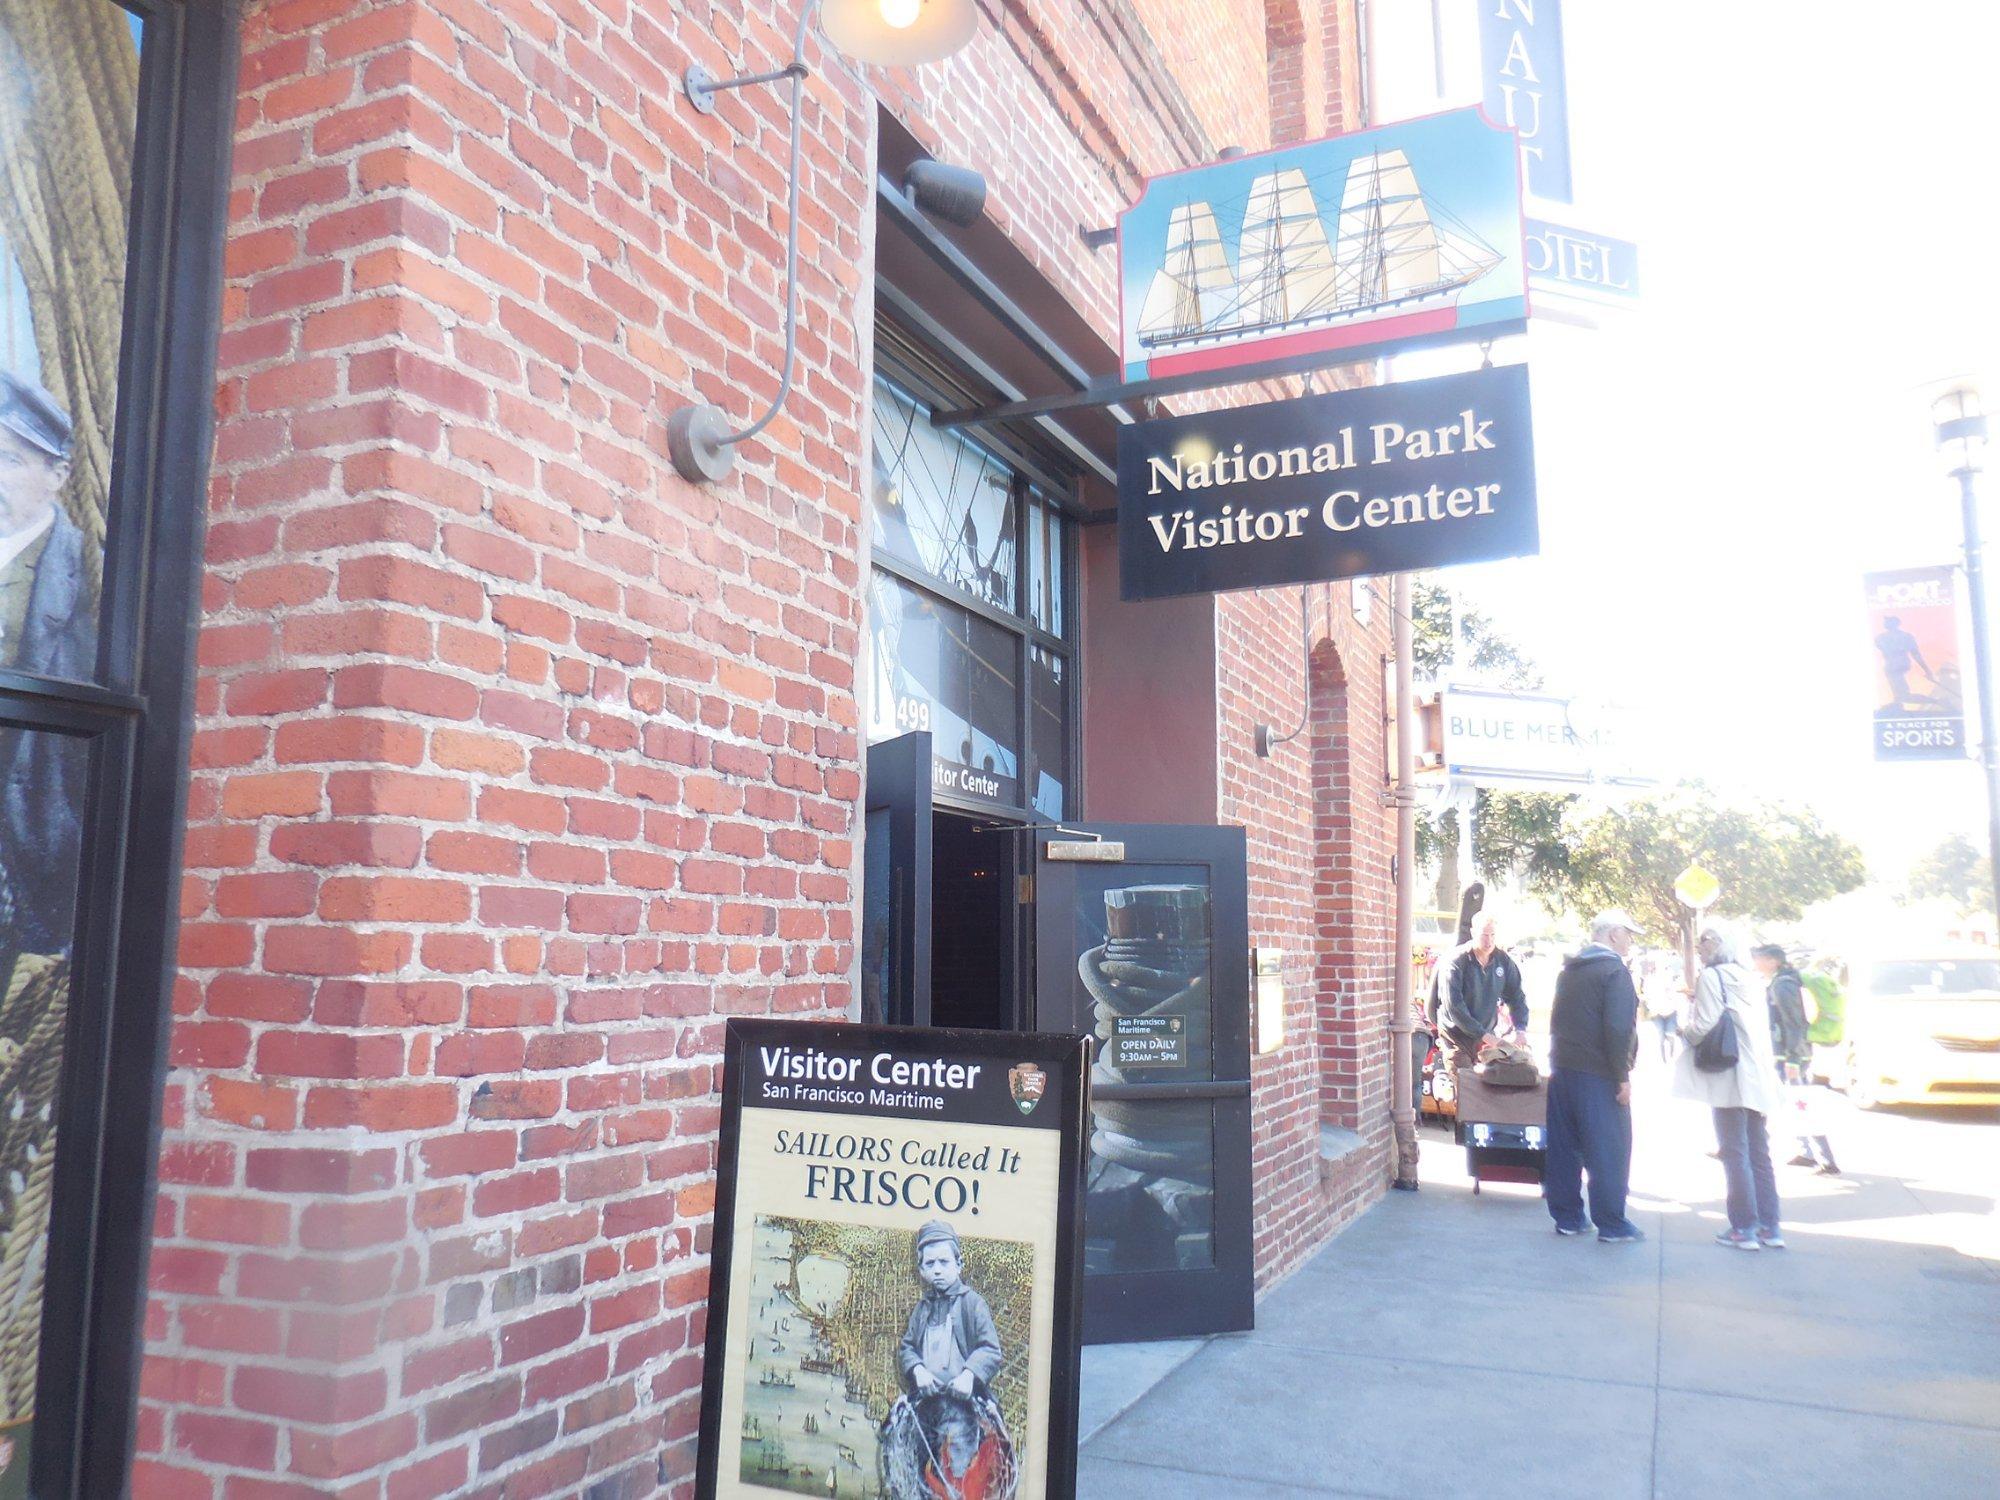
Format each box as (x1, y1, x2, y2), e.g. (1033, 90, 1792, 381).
(1544, 909, 1646, 1243)
(0, 370, 94, 958)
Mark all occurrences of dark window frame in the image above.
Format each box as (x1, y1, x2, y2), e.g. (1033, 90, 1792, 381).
(868, 332, 1083, 825)
(0, 2, 239, 1493)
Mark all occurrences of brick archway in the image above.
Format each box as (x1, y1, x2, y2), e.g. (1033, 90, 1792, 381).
(1309, 636, 1365, 1128)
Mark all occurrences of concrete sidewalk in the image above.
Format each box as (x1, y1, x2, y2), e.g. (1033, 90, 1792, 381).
(1077, 1083, 2000, 1499)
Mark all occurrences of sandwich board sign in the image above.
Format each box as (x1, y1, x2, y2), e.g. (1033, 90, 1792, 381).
(1116, 107, 1527, 384)
(695, 1019, 1090, 1499)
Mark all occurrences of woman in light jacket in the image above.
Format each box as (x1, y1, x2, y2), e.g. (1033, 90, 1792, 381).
(1674, 924, 1784, 1250)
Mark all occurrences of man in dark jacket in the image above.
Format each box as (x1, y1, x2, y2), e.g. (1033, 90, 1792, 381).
(1753, 943, 1839, 1175)
(0, 372, 94, 966)
(1435, 913, 1529, 1069)
(1545, 909, 1645, 1243)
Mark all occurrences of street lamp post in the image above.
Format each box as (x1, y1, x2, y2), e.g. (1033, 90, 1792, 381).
(1934, 382, 2000, 915)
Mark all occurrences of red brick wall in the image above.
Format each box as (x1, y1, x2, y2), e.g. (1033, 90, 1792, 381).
(1220, 583, 1395, 1286)
(142, 2, 872, 1495)
(136, 1, 1389, 1495)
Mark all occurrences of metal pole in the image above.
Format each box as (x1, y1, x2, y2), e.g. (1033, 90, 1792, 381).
(1390, 573, 1420, 1189)
(1958, 466, 2000, 915)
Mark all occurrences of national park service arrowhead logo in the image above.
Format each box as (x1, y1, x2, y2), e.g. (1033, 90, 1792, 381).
(1008, 1063, 1047, 1116)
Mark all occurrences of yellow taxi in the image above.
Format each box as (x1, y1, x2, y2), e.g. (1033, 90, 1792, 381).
(1840, 951, 2000, 1109)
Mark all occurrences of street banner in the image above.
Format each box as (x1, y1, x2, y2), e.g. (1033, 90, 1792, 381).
(1116, 107, 1526, 384)
(1479, 0, 1573, 202)
(1437, 684, 1655, 792)
(1863, 566, 1967, 761)
(1118, 364, 1539, 600)
(696, 1019, 1090, 1500)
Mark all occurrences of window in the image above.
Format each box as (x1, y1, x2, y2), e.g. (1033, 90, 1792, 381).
(0, 2, 236, 1492)
(866, 370, 1077, 820)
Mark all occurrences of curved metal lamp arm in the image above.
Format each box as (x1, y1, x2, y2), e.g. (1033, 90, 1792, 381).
(669, 1, 821, 482)
(1254, 586, 1318, 757)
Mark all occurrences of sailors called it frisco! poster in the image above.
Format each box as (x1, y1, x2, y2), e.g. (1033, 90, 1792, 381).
(696, 1021, 1089, 1500)
(1116, 106, 1528, 383)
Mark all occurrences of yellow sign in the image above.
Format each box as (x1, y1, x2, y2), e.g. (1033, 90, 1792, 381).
(1674, 863, 1721, 910)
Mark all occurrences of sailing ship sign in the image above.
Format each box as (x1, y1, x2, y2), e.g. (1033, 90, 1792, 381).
(1118, 108, 1528, 383)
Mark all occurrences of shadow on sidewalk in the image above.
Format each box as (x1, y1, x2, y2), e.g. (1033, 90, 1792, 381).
(1078, 1103, 2000, 1499)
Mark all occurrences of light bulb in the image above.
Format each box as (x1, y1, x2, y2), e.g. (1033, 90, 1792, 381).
(879, 0, 922, 29)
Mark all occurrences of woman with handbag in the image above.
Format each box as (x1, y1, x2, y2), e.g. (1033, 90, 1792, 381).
(1674, 924, 1784, 1250)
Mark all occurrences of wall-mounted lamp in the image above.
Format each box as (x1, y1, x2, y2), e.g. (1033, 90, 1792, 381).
(903, 158, 987, 228)
(669, 0, 980, 484)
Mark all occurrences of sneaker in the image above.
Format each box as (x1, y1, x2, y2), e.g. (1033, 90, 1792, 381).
(1757, 1231, 1787, 1249)
(1553, 1224, 1586, 1237)
(1785, 1154, 1817, 1168)
(1598, 1225, 1647, 1244)
(1714, 1228, 1761, 1251)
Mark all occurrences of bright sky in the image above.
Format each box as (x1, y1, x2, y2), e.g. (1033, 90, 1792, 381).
(1371, 0, 2000, 881)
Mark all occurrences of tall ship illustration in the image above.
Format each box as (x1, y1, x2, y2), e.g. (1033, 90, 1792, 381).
(1131, 148, 1504, 375)
(752, 1434, 791, 1477)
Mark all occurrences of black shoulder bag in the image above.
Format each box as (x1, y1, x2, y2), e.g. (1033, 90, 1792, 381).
(1693, 966, 1740, 1073)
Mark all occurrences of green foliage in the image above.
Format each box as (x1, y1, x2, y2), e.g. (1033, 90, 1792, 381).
(1908, 833, 1995, 914)
(1557, 785, 1868, 945)
(1412, 576, 1568, 904)
(1412, 578, 1542, 689)
(1472, 790, 1574, 902)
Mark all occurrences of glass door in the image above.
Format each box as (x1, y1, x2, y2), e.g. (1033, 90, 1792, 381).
(1031, 824, 1253, 1342)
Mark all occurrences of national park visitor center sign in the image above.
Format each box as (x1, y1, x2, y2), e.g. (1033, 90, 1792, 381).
(1118, 364, 1540, 600)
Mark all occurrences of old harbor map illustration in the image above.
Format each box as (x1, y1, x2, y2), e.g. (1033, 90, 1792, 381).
(739, 1216, 1033, 1497)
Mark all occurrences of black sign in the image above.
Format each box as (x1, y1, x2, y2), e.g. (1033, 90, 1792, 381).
(697, 1019, 1090, 1499)
(1110, 1014, 1188, 1070)
(1118, 365, 1539, 601)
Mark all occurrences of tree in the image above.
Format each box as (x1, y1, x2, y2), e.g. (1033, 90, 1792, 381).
(1557, 785, 1868, 955)
(1908, 833, 1995, 915)
(1412, 578, 1542, 688)
(1410, 578, 1574, 910)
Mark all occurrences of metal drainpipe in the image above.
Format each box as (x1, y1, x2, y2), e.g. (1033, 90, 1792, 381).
(1389, 573, 1421, 1188)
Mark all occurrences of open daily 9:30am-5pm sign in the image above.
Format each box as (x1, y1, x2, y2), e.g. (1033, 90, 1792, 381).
(696, 1019, 1090, 1500)
(1118, 363, 1540, 601)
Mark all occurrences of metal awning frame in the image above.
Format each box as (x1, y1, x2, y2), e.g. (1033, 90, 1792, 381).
(931, 318, 1524, 434)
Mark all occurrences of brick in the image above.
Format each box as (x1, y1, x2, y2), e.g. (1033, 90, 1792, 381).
(419, 1131, 517, 1178)
(230, 1365, 386, 1424)
(423, 1376, 522, 1443)
(497, 1304, 584, 1366)
(243, 1147, 397, 1196)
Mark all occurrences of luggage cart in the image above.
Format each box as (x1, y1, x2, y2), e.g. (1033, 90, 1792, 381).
(1451, 1068, 1548, 1195)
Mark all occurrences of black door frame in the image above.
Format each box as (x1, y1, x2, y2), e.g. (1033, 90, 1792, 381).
(862, 730, 934, 1027)
(0, 3, 239, 1494)
(1030, 823, 1255, 1342)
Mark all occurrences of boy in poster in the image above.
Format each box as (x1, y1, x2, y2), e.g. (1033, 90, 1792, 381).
(898, 1221, 1004, 1489)
(901, 1220, 1003, 1402)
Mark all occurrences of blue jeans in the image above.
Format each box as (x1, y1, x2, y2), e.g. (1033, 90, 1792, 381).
(1544, 1068, 1635, 1234)
(1713, 1106, 1781, 1234)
